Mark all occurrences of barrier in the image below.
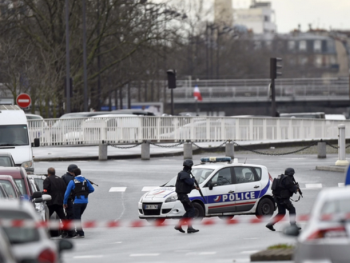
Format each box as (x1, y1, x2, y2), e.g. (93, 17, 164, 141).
(1, 213, 348, 229)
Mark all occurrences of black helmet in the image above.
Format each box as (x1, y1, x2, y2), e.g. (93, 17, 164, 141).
(68, 164, 78, 172)
(183, 159, 193, 167)
(285, 168, 295, 176)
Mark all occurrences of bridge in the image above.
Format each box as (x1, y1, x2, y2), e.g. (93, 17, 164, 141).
(128, 77, 350, 115)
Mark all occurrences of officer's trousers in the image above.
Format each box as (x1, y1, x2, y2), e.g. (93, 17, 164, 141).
(178, 193, 196, 219)
(270, 198, 296, 225)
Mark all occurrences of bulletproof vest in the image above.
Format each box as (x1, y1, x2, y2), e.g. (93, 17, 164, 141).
(73, 179, 89, 198)
(272, 174, 290, 198)
(175, 170, 192, 194)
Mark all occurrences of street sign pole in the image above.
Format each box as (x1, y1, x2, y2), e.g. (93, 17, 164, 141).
(171, 88, 174, 115)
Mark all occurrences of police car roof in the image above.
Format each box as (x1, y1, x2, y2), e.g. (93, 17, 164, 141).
(194, 162, 264, 170)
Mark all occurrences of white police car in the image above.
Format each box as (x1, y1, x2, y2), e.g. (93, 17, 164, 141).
(138, 157, 275, 221)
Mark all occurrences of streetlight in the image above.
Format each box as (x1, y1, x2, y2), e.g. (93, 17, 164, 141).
(82, 0, 88, 111)
(65, 0, 71, 113)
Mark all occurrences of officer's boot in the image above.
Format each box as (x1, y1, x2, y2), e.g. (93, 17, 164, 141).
(174, 221, 185, 233)
(187, 225, 199, 234)
(265, 223, 276, 231)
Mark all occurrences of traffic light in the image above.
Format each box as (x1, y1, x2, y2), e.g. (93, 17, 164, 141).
(270, 57, 282, 80)
(167, 69, 176, 89)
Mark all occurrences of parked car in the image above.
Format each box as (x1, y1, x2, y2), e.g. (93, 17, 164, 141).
(0, 175, 21, 199)
(28, 176, 50, 221)
(0, 184, 9, 199)
(111, 109, 155, 116)
(0, 167, 34, 200)
(28, 174, 46, 192)
(0, 153, 15, 167)
(284, 186, 350, 263)
(138, 157, 275, 222)
(0, 227, 17, 263)
(0, 199, 73, 263)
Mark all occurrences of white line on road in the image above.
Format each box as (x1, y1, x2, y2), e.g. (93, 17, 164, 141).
(339, 183, 345, 187)
(109, 187, 127, 192)
(142, 186, 159, 191)
(73, 255, 104, 259)
(305, 184, 323, 189)
(186, 252, 217, 256)
(240, 251, 258, 254)
(130, 254, 159, 257)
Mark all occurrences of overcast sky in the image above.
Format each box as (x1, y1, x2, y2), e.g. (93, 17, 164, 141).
(235, 0, 350, 33)
(153, 0, 350, 33)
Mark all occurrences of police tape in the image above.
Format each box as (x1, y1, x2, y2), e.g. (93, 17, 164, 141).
(0, 213, 348, 229)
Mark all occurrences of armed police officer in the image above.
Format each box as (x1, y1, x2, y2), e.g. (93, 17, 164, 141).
(61, 164, 77, 238)
(174, 159, 200, 234)
(266, 168, 301, 231)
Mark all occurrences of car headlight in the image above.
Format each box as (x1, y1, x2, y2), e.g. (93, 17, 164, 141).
(139, 193, 147, 203)
(165, 194, 178, 203)
(21, 161, 33, 168)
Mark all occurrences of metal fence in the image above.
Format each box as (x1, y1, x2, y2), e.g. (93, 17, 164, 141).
(28, 116, 349, 146)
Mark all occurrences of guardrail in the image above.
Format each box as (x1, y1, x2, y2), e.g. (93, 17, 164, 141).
(27, 117, 350, 146)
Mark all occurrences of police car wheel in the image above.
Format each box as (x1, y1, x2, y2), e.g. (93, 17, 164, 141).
(193, 203, 205, 219)
(255, 198, 274, 218)
(218, 215, 234, 220)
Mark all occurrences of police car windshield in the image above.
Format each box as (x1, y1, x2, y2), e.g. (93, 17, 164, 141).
(192, 168, 214, 184)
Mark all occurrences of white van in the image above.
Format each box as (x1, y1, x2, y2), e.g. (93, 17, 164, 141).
(0, 105, 37, 173)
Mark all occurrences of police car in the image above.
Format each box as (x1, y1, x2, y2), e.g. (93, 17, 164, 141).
(138, 157, 275, 221)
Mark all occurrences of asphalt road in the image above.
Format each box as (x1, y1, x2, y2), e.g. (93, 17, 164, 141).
(34, 152, 346, 263)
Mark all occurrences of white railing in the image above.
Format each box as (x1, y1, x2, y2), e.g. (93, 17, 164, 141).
(27, 117, 350, 146)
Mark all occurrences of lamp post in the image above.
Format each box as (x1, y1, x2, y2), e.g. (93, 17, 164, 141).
(65, 0, 71, 113)
(82, 0, 88, 111)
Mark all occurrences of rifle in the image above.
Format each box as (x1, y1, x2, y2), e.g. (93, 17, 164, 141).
(293, 180, 303, 198)
(88, 180, 99, 187)
(190, 172, 206, 204)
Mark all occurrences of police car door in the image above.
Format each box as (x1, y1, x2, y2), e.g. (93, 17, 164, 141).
(204, 167, 236, 215)
(232, 166, 262, 212)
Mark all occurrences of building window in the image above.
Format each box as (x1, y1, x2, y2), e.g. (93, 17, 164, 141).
(299, 57, 307, 65)
(288, 41, 295, 50)
(264, 15, 269, 22)
(299, 40, 307, 51)
(314, 55, 322, 67)
(254, 41, 261, 49)
(314, 40, 322, 52)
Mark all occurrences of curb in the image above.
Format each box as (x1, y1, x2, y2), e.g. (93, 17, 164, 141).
(250, 248, 293, 261)
(315, 165, 347, 173)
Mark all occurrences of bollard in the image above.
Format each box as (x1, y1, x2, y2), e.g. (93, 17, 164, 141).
(317, 141, 326, 159)
(98, 143, 108, 161)
(335, 124, 349, 166)
(141, 141, 150, 160)
(225, 141, 234, 159)
(183, 142, 193, 160)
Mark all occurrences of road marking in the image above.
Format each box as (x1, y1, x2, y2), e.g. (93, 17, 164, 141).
(240, 251, 258, 254)
(73, 255, 104, 259)
(112, 241, 122, 244)
(109, 187, 127, 192)
(305, 184, 322, 189)
(339, 183, 345, 187)
(186, 252, 216, 256)
(130, 254, 159, 257)
(142, 186, 159, 191)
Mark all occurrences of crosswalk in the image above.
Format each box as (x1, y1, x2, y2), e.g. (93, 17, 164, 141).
(109, 183, 347, 193)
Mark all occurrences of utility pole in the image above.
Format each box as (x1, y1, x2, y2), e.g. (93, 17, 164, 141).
(167, 69, 176, 115)
(65, 0, 71, 113)
(82, 0, 88, 111)
(270, 57, 282, 117)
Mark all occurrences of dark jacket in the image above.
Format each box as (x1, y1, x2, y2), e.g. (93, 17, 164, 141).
(61, 172, 75, 200)
(175, 168, 195, 194)
(280, 175, 297, 198)
(43, 175, 67, 206)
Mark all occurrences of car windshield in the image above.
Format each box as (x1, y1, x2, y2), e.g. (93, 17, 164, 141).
(0, 187, 5, 198)
(0, 125, 29, 146)
(0, 180, 16, 198)
(33, 178, 44, 191)
(0, 156, 13, 167)
(0, 210, 40, 244)
(14, 179, 26, 196)
(163, 168, 214, 187)
(320, 198, 350, 217)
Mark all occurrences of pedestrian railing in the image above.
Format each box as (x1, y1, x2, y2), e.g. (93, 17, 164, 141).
(27, 116, 350, 146)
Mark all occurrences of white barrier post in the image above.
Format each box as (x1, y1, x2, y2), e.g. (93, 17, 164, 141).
(225, 141, 234, 158)
(317, 141, 326, 159)
(99, 142, 108, 161)
(183, 141, 193, 159)
(141, 141, 150, 160)
(335, 124, 349, 166)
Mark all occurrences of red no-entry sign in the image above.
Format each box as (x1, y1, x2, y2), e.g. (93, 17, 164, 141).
(16, 93, 31, 108)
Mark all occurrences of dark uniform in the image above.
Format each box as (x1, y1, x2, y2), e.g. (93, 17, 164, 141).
(61, 164, 77, 222)
(174, 160, 199, 234)
(43, 175, 67, 219)
(266, 168, 299, 231)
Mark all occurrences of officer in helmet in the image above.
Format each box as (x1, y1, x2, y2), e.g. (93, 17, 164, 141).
(61, 164, 78, 238)
(266, 168, 301, 231)
(174, 159, 200, 234)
